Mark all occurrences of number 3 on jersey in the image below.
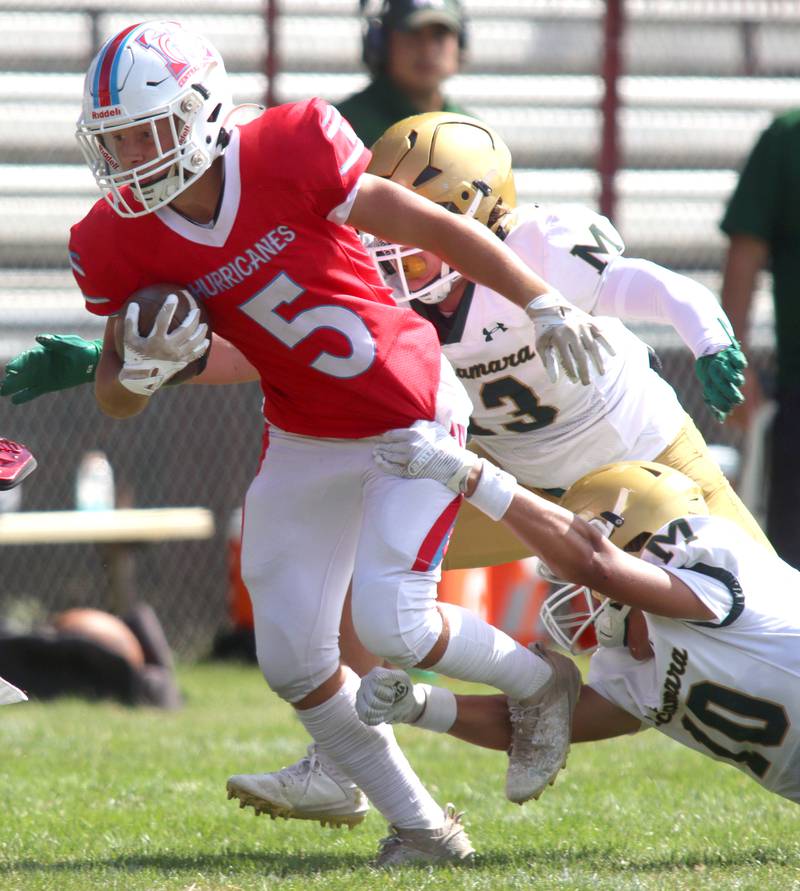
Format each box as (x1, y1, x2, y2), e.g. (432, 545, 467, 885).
(241, 272, 376, 379)
(469, 375, 558, 436)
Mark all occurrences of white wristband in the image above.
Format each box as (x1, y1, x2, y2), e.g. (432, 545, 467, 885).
(411, 684, 458, 733)
(466, 459, 518, 521)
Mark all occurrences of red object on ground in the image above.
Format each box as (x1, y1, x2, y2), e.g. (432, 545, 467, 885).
(0, 438, 37, 490)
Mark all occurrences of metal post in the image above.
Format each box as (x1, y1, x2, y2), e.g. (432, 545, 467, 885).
(599, 0, 624, 222)
(741, 19, 757, 76)
(88, 7, 102, 60)
(265, 0, 279, 108)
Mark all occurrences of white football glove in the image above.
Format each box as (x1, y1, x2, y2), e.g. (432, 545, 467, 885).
(119, 293, 209, 397)
(525, 292, 615, 386)
(373, 420, 478, 493)
(356, 667, 425, 726)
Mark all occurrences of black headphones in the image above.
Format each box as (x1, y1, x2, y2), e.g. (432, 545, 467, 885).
(359, 0, 467, 76)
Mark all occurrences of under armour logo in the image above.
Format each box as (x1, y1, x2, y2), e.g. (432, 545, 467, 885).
(483, 322, 508, 342)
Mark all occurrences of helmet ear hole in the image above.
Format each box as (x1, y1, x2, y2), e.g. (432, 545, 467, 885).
(412, 165, 442, 187)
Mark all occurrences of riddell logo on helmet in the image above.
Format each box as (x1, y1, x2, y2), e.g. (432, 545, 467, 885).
(92, 107, 122, 119)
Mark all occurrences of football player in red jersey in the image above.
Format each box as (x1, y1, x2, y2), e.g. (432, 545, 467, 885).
(71, 20, 613, 865)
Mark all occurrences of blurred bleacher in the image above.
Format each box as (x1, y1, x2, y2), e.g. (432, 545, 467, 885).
(2, 0, 798, 357)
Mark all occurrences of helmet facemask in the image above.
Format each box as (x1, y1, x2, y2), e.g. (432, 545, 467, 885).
(76, 21, 233, 218)
(540, 511, 631, 655)
(539, 461, 709, 655)
(78, 89, 216, 217)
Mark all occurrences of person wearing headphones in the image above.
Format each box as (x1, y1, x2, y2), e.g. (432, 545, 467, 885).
(337, 0, 469, 148)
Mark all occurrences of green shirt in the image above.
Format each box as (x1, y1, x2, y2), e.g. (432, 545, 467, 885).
(721, 108, 800, 387)
(335, 74, 469, 149)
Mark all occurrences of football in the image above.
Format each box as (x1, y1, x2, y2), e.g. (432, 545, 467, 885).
(114, 283, 211, 385)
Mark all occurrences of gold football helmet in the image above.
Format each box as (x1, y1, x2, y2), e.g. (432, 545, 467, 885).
(539, 461, 709, 654)
(366, 112, 516, 304)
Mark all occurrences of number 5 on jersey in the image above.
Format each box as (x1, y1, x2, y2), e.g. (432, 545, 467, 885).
(241, 272, 376, 379)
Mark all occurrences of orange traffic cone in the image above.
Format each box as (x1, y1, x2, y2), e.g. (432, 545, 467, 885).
(486, 558, 549, 647)
(437, 567, 490, 621)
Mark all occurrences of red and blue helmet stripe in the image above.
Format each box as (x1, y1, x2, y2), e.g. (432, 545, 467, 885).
(92, 22, 141, 109)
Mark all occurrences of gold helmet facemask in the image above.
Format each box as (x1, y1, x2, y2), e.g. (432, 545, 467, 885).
(366, 112, 516, 305)
(539, 461, 709, 655)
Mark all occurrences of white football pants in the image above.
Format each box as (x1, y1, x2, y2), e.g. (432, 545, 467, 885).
(241, 356, 472, 702)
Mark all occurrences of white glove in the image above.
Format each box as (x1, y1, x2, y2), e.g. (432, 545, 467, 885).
(525, 292, 615, 386)
(119, 293, 209, 397)
(373, 420, 478, 493)
(356, 667, 425, 726)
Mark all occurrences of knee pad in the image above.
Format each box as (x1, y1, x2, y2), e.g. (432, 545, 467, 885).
(254, 619, 339, 704)
(351, 574, 442, 669)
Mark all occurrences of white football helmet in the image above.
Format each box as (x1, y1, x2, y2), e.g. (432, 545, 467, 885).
(539, 461, 708, 655)
(76, 20, 233, 218)
(366, 112, 516, 305)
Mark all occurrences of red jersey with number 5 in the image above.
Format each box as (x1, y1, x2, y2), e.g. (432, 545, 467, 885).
(69, 98, 441, 438)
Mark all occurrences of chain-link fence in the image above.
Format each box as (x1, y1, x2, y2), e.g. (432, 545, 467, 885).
(2, 1, 798, 654)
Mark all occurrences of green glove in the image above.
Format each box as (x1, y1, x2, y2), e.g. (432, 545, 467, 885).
(695, 339, 747, 423)
(0, 335, 102, 404)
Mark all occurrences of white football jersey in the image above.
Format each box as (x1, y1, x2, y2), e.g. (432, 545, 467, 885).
(414, 204, 685, 489)
(588, 515, 800, 803)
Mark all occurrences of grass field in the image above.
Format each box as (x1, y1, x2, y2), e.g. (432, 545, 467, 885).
(1, 662, 798, 891)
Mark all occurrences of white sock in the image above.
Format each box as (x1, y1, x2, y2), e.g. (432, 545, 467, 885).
(296, 668, 444, 829)
(431, 602, 552, 701)
(413, 684, 458, 733)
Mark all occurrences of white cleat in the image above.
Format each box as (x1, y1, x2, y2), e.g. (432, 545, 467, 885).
(226, 744, 369, 829)
(505, 643, 582, 804)
(375, 803, 475, 868)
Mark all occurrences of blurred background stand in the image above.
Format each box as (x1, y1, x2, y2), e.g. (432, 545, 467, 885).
(0, 507, 215, 613)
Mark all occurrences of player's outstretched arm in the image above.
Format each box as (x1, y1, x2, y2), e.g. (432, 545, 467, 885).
(355, 669, 641, 750)
(0, 335, 101, 404)
(595, 257, 746, 422)
(449, 685, 641, 749)
(374, 422, 715, 622)
(490, 476, 712, 621)
(0, 331, 255, 406)
(349, 174, 614, 386)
